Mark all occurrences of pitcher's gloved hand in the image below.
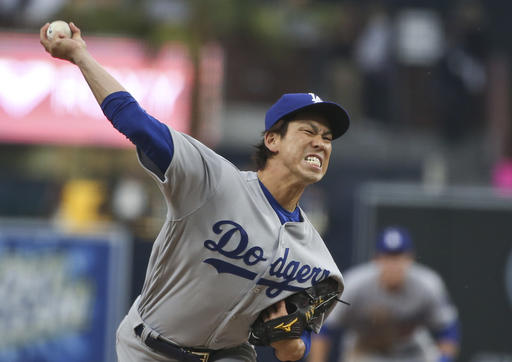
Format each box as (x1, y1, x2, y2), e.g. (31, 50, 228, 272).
(249, 277, 343, 346)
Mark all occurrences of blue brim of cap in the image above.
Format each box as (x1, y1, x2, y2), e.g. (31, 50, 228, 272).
(286, 102, 350, 139)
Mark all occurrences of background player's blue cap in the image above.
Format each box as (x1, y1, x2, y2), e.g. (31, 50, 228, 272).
(376, 227, 414, 254)
(265, 93, 350, 139)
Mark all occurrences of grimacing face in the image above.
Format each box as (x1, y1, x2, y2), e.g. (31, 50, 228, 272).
(268, 113, 333, 185)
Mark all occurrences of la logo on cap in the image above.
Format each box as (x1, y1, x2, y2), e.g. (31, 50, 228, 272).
(384, 230, 402, 249)
(309, 93, 323, 103)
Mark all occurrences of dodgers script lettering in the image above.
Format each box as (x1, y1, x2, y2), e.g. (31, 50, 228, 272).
(203, 220, 330, 297)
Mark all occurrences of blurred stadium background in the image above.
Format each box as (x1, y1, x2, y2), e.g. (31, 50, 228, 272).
(0, 1, 511, 361)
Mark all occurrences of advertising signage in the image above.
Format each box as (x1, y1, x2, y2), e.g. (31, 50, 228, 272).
(0, 221, 131, 362)
(0, 33, 193, 147)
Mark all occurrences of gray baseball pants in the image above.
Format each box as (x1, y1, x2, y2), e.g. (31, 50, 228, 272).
(116, 299, 257, 362)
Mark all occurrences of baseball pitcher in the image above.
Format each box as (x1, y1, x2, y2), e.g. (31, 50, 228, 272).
(40, 22, 350, 361)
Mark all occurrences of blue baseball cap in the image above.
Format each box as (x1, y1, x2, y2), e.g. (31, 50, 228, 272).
(376, 227, 414, 254)
(265, 93, 350, 139)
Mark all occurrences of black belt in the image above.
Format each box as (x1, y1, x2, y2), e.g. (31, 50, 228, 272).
(134, 325, 212, 362)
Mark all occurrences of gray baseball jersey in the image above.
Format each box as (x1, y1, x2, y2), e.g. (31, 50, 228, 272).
(132, 127, 343, 350)
(325, 261, 457, 360)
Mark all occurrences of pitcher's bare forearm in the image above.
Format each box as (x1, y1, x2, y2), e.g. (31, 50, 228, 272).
(40, 22, 125, 105)
(72, 48, 125, 105)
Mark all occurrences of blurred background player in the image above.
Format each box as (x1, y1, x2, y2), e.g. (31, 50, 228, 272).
(308, 227, 459, 362)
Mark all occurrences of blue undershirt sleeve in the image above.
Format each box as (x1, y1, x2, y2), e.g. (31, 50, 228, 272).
(434, 321, 459, 362)
(100, 91, 174, 179)
(433, 320, 460, 343)
(300, 329, 312, 358)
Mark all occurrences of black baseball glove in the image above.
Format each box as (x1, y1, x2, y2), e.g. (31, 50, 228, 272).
(248, 277, 344, 346)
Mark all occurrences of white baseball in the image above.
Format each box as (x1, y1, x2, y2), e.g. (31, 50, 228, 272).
(46, 20, 72, 40)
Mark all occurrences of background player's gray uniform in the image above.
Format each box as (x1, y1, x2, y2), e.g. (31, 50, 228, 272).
(116, 127, 344, 361)
(325, 262, 457, 362)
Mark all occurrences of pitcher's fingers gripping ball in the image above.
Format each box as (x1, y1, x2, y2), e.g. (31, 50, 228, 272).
(46, 20, 72, 40)
(249, 277, 343, 346)
(40, 22, 86, 63)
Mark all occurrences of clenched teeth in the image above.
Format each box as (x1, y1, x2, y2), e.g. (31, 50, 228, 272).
(305, 156, 321, 167)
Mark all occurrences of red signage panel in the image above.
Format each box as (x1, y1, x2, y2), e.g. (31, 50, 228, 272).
(0, 33, 193, 147)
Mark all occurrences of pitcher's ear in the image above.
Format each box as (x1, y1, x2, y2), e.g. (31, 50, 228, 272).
(264, 132, 280, 152)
